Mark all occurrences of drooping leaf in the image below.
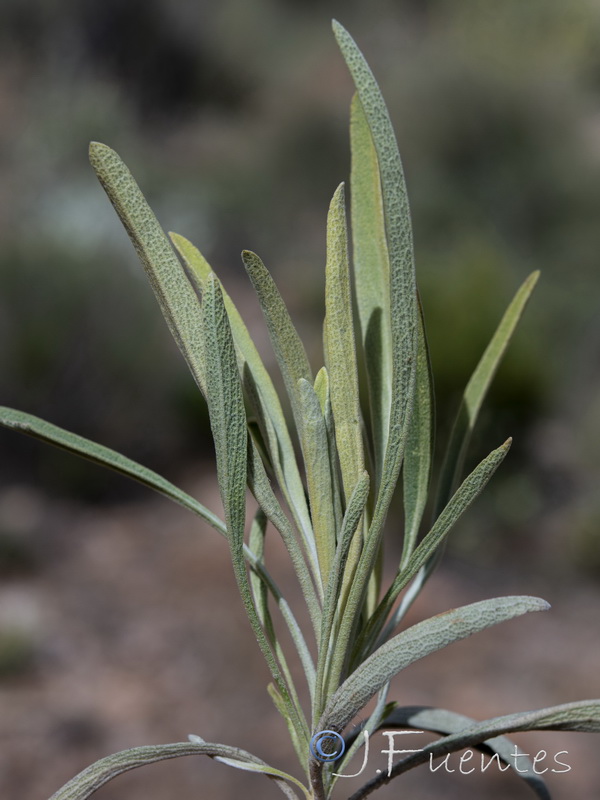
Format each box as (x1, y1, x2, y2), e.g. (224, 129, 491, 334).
(0, 406, 225, 534)
(373, 705, 551, 800)
(319, 596, 549, 735)
(88, 144, 207, 395)
(47, 741, 303, 800)
(351, 699, 600, 798)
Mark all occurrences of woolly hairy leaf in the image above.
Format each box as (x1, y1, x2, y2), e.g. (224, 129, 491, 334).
(241, 249, 313, 438)
(47, 741, 302, 800)
(170, 232, 313, 551)
(401, 298, 434, 567)
(313, 471, 370, 720)
(359, 439, 512, 657)
(88, 144, 207, 395)
(298, 378, 337, 584)
(319, 596, 549, 735)
(324, 182, 364, 503)
(350, 93, 392, 488)
(333, 21, 418, 546)
(201, 274, 308, 750)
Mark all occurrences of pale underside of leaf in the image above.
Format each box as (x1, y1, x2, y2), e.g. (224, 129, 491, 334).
(47, 741, 303, 800)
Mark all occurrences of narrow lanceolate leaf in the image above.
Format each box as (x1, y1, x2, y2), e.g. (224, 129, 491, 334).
(0, 406, 225, 535)
(314, 367, 344, 536)
(201, 274, 308, 750)
(241, 249, 313, 436)
(332, 24, 419, 673)
(319, 596, 549, 735)
(298, 378, 336, 584)
(170, 232, 314, 552)
(401, 296, 434, 569)
(350, 92, 392, 488)
(247, 439, 322, 635)
(47, 741, 302, 800)
(359, 439, 512, 658)
(88, 143, 207, 395)
(436, 270, 540, 513)
(353, 700, 600, 798)
(333, 21, 418, 542)
(324, 182, 364, 504)
(313, 471, 370, 721)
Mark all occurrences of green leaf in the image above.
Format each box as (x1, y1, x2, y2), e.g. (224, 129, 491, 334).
(435, 270, 540, 513)
(349, 92, 392, 488)
(376, 706, 551, 800)
(333, 21, 418, 549)
(248, 509, 316, 702)
(247, 438, 322, 633)
(47, 740, 303, 800)
(354, 699, 600, 797)
(324, 182, 364, 504)
(358, 439, 512, 659)
(313, 471, 370, 720)
(201, 274, 308, 751)
(332, 23, 419, 673)
(88, 143, 207, 395)
(401, 296, 434, 568)
(170, 232, 314, 555)
(297, 378, 337, 584)
(319, 595, 549, 735)
(0, 406, 225, 534)
(241, 249, 313, 438)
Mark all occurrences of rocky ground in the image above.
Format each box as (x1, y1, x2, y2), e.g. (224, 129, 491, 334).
(0, 471, 598, 800)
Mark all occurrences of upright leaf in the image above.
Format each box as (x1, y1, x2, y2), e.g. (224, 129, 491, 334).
(241, 249, 313, 436)
(436, 270, 540, 512)
(350, 93, 392, 488)
(324, 182, 364, 504)
(202, 274, 308, 750)
(401, 296, 434, 568)
(333, 21, 418, 542)
(88, 144, 207, 395)
(170, 232, 314, 552)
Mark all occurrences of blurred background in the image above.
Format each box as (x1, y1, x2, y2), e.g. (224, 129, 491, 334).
(0, 0, 599, 798)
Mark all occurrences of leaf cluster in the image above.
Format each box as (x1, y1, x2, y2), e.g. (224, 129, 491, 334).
(1, 20, 598, 800)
